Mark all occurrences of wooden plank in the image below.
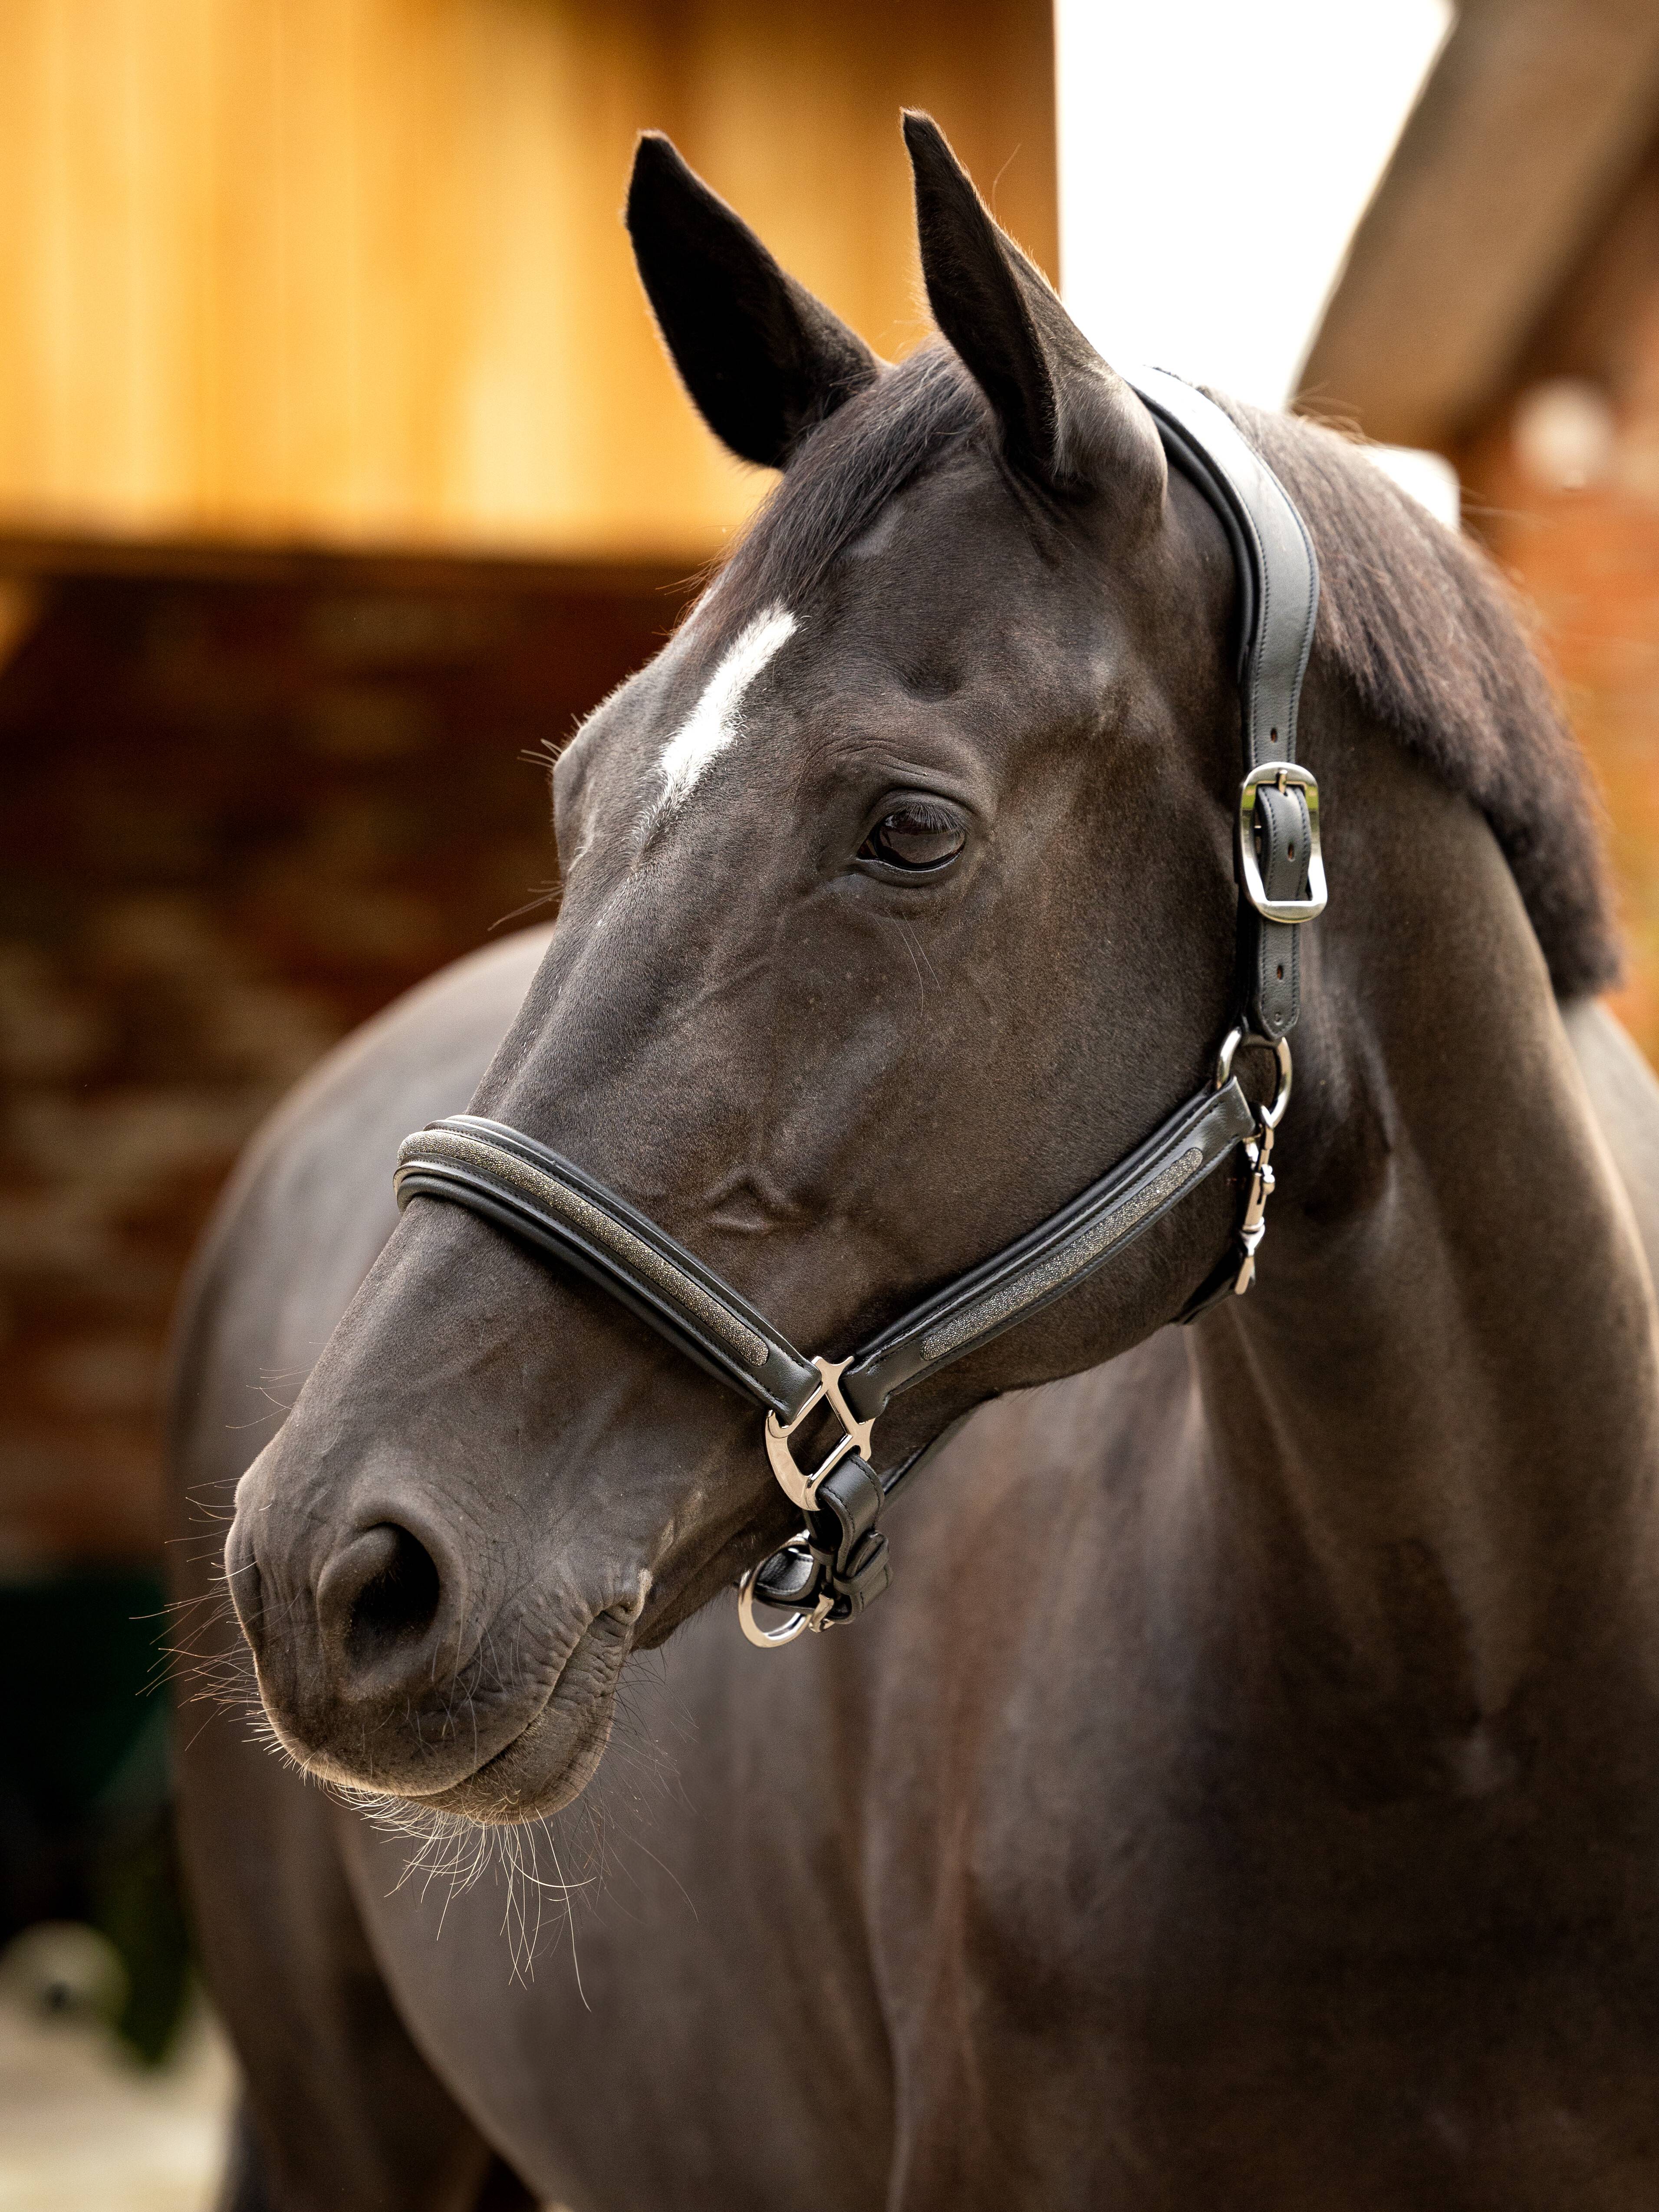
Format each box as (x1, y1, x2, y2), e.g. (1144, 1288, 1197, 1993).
(0, 0, 1054, 560)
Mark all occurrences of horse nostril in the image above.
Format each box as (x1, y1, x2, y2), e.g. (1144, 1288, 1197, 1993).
(319, 1522, 444, 1675)
(350, 1524, 442, 1658)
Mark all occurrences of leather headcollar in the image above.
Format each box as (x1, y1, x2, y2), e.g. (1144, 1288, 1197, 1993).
(392, 372, 1324, 1643)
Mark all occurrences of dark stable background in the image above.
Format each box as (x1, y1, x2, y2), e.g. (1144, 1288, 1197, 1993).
(0, 553, 689, 2055)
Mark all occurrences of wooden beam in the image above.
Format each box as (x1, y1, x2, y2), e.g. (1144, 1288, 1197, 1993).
(0, 526, 691, 600)
(1294, 0, 1659, 451)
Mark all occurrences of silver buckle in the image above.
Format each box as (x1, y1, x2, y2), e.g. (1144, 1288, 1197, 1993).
(1238, 762, 1327, 924)
(762, 1355, 875, 1512)
(740, 1358, 878, 1651)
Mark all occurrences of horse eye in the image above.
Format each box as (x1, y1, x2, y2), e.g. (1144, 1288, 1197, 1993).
(859, 800, 967, 872)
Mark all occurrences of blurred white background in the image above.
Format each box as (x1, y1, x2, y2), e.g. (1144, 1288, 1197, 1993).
(1055, 0, 1459, 521)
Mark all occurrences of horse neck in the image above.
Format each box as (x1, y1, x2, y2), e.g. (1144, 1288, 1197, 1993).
(1187, 708, 1659, 1725)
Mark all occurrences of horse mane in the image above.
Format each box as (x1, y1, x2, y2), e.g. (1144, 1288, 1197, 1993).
(1219, 396, 1619, 999)
(711, 346, 1620, 1000)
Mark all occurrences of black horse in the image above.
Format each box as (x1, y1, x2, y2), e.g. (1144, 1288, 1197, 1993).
(171, 116, 1659, 2209)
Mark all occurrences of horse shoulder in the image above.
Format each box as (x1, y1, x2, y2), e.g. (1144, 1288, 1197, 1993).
(165, 935, 554, 2209)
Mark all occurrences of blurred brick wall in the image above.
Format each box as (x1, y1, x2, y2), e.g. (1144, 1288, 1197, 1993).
(0, 561, 684, 1567)
(1457, 135, 1659, 1059)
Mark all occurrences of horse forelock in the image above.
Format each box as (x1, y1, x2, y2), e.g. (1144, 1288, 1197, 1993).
(691, 342, 995, 638)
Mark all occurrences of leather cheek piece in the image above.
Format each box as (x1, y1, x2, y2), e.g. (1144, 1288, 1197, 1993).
(1129, 369, 1320, 1052)
(1249, 782, 1311, 1039)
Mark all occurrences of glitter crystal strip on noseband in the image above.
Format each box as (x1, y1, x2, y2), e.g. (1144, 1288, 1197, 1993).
(392, 372, 1325, 1649)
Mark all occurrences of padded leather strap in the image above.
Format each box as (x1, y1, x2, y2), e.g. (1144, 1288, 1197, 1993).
(394, 1116, 821, 1421)
(838, 1076, 1254, 1422)
(395, 1077, 1255, 1437)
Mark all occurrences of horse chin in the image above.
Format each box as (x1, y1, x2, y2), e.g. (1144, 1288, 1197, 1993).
(406, 1669, 621, 1825)
(263, 1596, 637, 1826)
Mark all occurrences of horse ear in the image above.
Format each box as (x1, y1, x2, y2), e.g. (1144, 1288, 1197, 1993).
(626, 133, 879, 471)
(902, 112, 1160, 499)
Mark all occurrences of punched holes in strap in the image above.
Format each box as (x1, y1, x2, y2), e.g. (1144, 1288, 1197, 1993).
(1247, 777, 1313, 1039)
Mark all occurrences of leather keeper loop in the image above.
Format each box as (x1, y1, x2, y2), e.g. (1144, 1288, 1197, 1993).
(753, 1545, 818, 1611)
(808, 1455, 883, 1557)
(829, 1531, 891, 1616)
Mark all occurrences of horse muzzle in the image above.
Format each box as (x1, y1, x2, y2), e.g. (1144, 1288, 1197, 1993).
(224, 1465, 642, 1814)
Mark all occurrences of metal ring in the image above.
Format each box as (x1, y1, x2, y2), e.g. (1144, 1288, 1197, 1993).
(737, 1556, 813, 1649)
(1215, 1028, 1293, 1129)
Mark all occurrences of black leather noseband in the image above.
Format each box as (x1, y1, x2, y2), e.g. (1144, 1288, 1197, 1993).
(394, 371, 1323, 1647)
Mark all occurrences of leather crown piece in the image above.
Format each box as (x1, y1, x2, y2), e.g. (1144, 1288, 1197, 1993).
(394, 371, 1323, 1646)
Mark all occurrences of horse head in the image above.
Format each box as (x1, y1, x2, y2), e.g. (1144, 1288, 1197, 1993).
(223, 116, 1251, 1821)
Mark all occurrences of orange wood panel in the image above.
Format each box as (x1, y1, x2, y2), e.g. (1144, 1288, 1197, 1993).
(1456, 139, 1659, 1059)
(0, 0, 1055, 562)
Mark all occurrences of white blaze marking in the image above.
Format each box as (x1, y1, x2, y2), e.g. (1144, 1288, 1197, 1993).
(657, 604, 796, 806)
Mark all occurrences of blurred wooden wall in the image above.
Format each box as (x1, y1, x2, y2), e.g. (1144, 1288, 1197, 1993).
(0, 0, 1056, 564)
